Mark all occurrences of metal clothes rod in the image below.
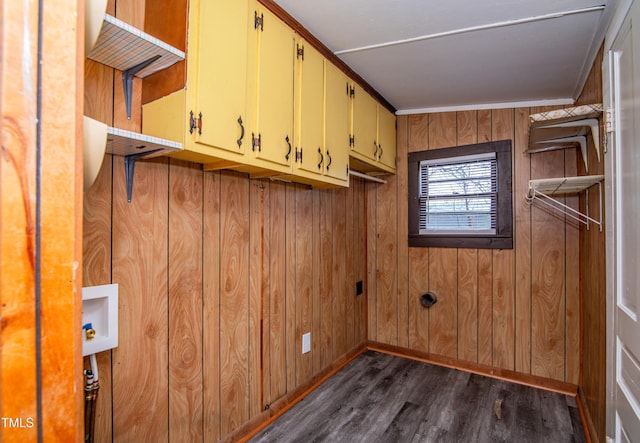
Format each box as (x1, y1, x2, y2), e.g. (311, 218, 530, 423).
(349, 170, 387, 184)
(525, 184, 602, 231)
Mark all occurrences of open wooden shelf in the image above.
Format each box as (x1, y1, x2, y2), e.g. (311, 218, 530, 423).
(527, 104, 603, 171)
(86, 14, 185, 119)
(106, 126, 181, 202)
(84, 116, 181, 202)
(87, 14, 184, 77)
(105, 126, 181, 157)
(526, 175, 604, 231)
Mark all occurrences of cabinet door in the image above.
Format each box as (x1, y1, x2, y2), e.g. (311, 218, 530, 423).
(252, 5, 294, 168)
(377, 105, 396, 169)
(351, 85, 378, 161)
(195, 0, 249, 154)
(324, 63, 350, 181)
(295, 39, 324, 176)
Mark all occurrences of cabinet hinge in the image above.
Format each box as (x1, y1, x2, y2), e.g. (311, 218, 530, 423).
(604, 108, 614, 132)
(296, 44, 304, 60)
(252, 132, 262, 151)
(349, 135, 355, 147)
(295, 147, 303, 162)
(604, 107, 614, 154)
(189, 111, 202, 135)
(349, 86, 355, 98)
(254, 11, 264, 31)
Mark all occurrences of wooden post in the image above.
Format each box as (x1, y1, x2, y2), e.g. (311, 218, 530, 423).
(1, 0, 83, 441)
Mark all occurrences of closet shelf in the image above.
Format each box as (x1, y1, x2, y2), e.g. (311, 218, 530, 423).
(526, 175, 604, 197)
(105, 126, 181, 157)
(87, 14, 185, 77)
(526, 175, 604, 231)
(86, 14, 185, 119)
(106, 127, 181, 203)
(527, 104, 603, 172)
(84, 116, 181, 202)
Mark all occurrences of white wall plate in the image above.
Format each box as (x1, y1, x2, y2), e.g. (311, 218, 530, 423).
(82, 283, 118, 356)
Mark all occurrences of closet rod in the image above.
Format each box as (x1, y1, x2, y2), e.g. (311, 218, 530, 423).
(349, 170, 387, 184)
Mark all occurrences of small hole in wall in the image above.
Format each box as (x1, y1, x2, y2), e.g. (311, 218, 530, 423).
(420, 292, 437, 308)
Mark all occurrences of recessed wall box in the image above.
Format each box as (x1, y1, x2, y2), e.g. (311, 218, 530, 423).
(82, 284, 119, 356)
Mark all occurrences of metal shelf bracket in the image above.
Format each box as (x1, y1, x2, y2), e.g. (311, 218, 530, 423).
(122, 55, 161, 120)
(124, 149, 163, 203)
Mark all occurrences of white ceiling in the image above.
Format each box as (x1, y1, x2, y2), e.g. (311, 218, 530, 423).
(273, 0, 615, 113)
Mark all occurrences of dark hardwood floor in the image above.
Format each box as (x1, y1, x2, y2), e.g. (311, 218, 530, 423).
(249, 350, 586, 442)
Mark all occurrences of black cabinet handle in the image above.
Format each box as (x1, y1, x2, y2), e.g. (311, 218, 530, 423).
(285, 135, 292, 161)
(326, 150, 332, 171)
(373, 141, 378, 157)
(237, 116, 244, 148)
(317, 147, 324, 170)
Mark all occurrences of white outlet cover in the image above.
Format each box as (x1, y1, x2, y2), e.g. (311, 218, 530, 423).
(302, 332, 311, 354)
(82, 283, 118, 356)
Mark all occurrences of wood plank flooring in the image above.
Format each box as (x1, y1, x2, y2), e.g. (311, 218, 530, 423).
(249, 351, 586, 442)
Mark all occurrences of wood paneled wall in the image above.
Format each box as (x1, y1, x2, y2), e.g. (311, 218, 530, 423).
(84, 3, 367, 442)
(85, 162, 367, 442)
(576, 48, 607, 443)
(368, 107, 582, 384)
(84, 2, 608, 441)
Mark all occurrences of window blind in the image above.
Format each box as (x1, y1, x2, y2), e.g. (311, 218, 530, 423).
(419, 152, 497, 235)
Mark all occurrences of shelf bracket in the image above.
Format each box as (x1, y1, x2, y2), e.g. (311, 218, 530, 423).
(525, 181, 603, 231)
(122, 54, 161, 120)
(527, 104, 603, 170)
(123, 149, 163, 203)
(537, 118, 600, 163)
(533, 135, 588, 171)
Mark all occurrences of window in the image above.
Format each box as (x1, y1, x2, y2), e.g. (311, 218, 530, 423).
(419, 152, 497, 234)
(408, 140, 512, 249)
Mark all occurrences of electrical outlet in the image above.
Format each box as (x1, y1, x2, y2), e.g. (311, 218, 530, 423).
(302, 332, 311, 354)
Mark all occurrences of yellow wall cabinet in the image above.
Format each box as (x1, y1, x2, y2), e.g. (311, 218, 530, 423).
(377, 105, 397, 170)
(323, 62, 350, 183)
(246, 2, 294, 173)
(143, 0, 252, 168)
(145, 1, 296, 175)
(350, 84, 378, 162)
(143, 0, 393, 185)
(284, 38, 349, 187)
(291, 37, 324, 179)
(197, 0, 250, 159)
(349, 84, 396, 174)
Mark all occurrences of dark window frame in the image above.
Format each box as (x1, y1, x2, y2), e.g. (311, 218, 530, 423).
(408, 140, 513, 249)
